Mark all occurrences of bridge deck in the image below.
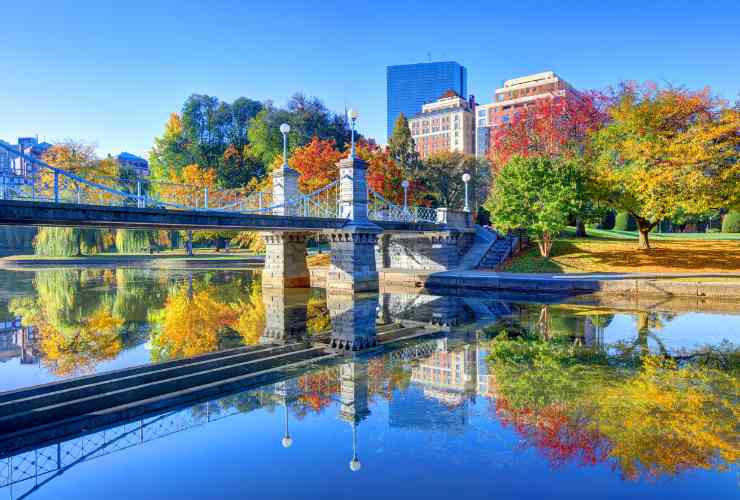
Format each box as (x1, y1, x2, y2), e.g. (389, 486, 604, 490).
(0, 200, 444, 232)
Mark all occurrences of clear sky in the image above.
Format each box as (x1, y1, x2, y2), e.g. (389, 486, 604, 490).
(1, 0, 738, 157)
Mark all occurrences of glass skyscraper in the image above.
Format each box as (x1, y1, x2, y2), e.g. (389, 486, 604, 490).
(386, 61, 468, 139)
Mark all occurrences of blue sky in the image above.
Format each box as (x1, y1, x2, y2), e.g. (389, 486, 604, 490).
(1, 0, 738, 157)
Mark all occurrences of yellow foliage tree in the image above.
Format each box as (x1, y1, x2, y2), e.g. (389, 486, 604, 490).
(37, 304, 124, 376)
(592, 355, 739, 479)
(592, 84, 740, 249)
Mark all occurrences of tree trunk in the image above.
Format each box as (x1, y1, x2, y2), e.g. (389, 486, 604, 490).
(538, 232, 553, 257)
(638, 228, 650, 250)
(635, 217, 654, 250)
(575, 217, 587, 237)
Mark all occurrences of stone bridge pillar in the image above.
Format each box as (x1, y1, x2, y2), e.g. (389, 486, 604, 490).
(327, 292, 378, 351)
(262, 232, 310, 288)
(260, 287, 310, 344)
(262, 164, 310, 288)
(339, 359, 370, 423)
(271, 163, 300, 216)
(326, 156, 382, 293)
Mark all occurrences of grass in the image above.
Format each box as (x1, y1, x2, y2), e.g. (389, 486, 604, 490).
(505, 227, 740, 274)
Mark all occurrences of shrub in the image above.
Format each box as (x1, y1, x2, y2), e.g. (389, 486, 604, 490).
(722, 211, 740, 233)
(600, 210, 616, 230)
(614, 212, 637, 231)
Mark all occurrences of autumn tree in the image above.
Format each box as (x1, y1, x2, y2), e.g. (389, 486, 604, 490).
(591, 83, 740, 249)
(36, 141, 115, 256)
(486, 156, 588, 257)
(357, 141, 418, 205)
(488, 91, 608, 171)
(149, 113, 193, 182)
(289, 137, 343, 193)
(488, 91, 609, 236)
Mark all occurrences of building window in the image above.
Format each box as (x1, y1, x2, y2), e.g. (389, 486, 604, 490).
(478, 109, 485, 117)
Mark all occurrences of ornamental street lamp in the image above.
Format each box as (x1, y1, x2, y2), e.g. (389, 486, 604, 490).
(349, 422, 361, 472)
(401, 179, 410, 213)
(281, 400, 293, 448)
(347, 108, 359, 158)
(462, 172, 471, 212)
(280, 123, 291, 167)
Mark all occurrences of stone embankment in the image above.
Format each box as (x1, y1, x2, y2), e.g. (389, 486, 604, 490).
(377, 269, 740, 299)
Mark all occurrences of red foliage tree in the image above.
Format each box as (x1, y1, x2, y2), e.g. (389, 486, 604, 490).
(356, 140, 424, 205)
(493, 396, 611, 468)
(488, 91, 608, 171)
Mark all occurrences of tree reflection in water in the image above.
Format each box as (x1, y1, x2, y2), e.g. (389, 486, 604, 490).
(485, 304, 739, 480)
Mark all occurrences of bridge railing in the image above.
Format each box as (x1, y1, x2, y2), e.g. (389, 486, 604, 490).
(368, 189, 438, 224)
(1, 141, 443, 224)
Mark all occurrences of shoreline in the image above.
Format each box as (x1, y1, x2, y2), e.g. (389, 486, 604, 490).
(3, 258, 740, 299)
(0, 254, 265, 270)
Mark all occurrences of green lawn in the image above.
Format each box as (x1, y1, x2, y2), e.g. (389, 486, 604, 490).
(505, 227, 740, 274)
(570, 227, 740, 241)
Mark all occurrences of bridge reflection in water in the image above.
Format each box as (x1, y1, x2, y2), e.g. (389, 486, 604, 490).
(0, 283, 735, 499)
(0, 335, 489, 498)
(0, 289, 518, 498)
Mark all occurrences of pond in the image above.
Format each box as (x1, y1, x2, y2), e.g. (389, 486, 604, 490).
(0, 267, 737, 499)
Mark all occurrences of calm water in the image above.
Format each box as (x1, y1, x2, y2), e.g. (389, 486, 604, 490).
(0, 267, 737, 499)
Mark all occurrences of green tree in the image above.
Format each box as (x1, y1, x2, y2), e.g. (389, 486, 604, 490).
(149, 113, 193, 183)
(419, 152, 484, 208)
(486, 156, 588, 257)
(387, 113, 420, 176)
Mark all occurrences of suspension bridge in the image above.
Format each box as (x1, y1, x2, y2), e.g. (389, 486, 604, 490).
(0, 141, 442, 230)
(0, 139, 491, 293)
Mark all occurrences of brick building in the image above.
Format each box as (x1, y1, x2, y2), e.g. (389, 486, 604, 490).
(475, 71, 576, 157)
(408, 91, 476, 159)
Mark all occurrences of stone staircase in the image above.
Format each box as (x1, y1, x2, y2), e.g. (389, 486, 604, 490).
(0, 342, 334, 452)
(457, 225, 499, 270)
(457, 226, 527, 271)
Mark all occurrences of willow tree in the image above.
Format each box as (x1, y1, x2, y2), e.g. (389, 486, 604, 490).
(592, 83, 739, 249)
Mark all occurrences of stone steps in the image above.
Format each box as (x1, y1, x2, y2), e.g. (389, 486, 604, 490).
(0, 342, 329, 438)
(458, 226, 498, 270)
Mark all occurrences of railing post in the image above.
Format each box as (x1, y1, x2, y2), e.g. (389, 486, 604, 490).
(258, 192, 263, 211)
(203, 187, 209, 209)
(53, 171, 59, 203)
(137, 180, 142, 208)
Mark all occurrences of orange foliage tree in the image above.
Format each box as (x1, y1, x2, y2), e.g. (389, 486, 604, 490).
(289, 138, 343, 193)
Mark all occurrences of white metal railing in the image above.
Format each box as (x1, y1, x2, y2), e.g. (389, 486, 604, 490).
(367, 189, 438, 224)
(0, 140, 442, 224)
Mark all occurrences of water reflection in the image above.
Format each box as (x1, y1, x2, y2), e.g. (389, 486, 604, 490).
(0, 268, 737, 498)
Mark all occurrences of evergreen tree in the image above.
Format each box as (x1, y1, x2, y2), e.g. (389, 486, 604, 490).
(387, 113, 420, 177)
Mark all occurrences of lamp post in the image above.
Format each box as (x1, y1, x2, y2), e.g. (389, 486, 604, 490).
(280, 123, 291, 167)
(281, 400, 292, 448)
(401, 179, 410, 214)
(462, 173, 471, 212)
(349, 422, 361, 472)
(347, 108, 359, 158)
